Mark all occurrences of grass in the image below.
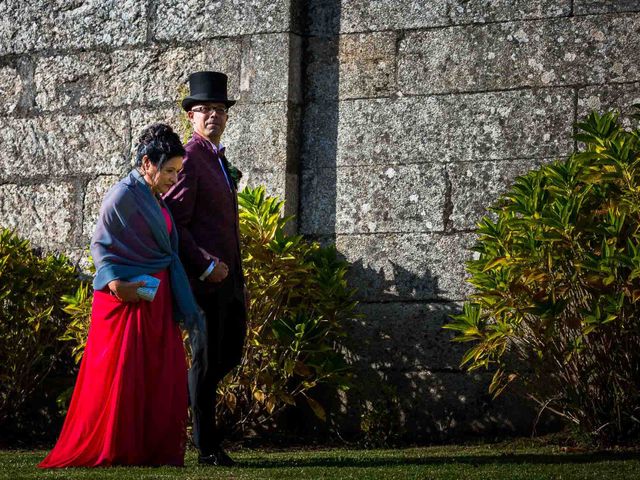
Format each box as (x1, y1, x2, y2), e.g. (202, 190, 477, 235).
(2, 442, 639, 480)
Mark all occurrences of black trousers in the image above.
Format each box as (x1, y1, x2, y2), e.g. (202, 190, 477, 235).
(189, 276, 246, 454)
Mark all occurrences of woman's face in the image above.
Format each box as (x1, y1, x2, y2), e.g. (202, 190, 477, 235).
(141, 155, 183, 195)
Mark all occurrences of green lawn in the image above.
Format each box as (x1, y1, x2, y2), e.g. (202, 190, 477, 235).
(2, 443, 639, 480)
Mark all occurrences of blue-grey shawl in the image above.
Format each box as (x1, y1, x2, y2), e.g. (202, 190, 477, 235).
(90, 169, 206, 340)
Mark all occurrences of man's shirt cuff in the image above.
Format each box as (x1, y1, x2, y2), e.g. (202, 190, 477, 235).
(199, 260, 216, 281)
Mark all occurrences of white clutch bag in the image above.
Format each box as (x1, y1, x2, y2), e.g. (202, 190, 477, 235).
(127, 274, 161, 302)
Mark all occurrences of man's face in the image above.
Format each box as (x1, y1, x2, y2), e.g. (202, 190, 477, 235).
(188, 102, 228, 143)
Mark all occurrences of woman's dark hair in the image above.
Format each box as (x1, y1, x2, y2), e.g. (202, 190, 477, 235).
(134, 123, 185, 168)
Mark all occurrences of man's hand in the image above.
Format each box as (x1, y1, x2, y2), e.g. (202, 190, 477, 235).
(108, 279, 144, 302)
(199, 246, 226, 282)
(206, 261, 229, 283)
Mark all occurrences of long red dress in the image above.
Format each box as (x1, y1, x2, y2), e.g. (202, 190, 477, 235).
(39, 208, 187, 468)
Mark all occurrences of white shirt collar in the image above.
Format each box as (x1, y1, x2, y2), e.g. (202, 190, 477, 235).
(204, 138, 225, 152)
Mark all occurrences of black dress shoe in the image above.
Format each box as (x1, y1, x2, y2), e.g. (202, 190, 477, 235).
(198, 447, 236, 467)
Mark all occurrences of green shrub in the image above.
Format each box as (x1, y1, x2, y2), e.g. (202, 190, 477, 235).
(62, 186, 357, 436)
(218, 186, 355, 434)
(358, 383, 405, 447)
(0, 229, 80, 438)
(59, 281, 93, 365)
(444, 111, 640, 446)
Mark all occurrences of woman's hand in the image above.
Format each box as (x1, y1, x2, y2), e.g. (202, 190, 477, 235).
(108, 279, 145, 302)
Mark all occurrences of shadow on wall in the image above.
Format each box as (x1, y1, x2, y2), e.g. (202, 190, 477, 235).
(298, 1, 553, 443)
(333, 264, 549, 444)
(348, 259, 444, 301)
(300, 0, 341, 245)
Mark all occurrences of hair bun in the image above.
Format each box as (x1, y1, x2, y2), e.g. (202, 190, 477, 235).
(134, 123, 185, 168)
(138, 123, 175, 145)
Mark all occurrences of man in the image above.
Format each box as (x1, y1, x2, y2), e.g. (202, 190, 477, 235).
(163, 71, 247, 467)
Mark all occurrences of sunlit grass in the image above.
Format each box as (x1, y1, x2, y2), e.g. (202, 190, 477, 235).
(2, 441, 639, 480)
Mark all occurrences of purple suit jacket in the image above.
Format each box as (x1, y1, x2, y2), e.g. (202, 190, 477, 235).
(163, 133, 243, 299)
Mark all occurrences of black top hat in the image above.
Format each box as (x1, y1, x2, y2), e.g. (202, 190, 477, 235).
(182, 71, 236, 111)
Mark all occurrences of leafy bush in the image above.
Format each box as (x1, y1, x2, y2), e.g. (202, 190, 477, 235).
(445, 111, 640, 445)
(358, 383, 405, 447)
(0, 229, 80, 439)
(59, 282, 93, 365)
(62, 186, 357, 436)
(219, 186, 355, 434)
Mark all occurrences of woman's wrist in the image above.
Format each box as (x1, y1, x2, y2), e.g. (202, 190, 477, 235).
(107, 279, 121, 294)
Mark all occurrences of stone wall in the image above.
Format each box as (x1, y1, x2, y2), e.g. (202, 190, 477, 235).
(1, 0, 639, 440)
(0, 0, 303, 262)
(299, 0, 640, 439)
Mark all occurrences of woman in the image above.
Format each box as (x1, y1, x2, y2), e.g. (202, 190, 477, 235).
(39, 123, 204, 468)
